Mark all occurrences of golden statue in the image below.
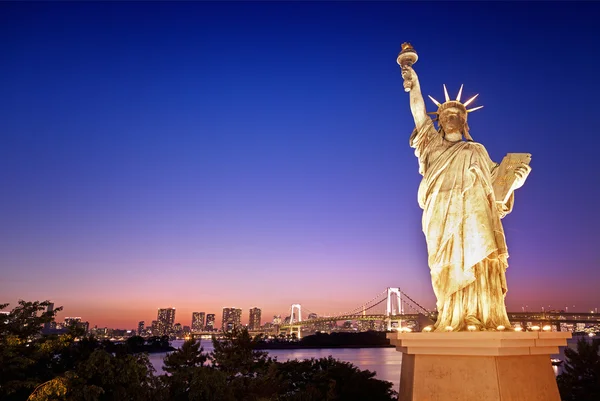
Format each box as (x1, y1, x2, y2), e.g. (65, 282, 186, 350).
(399, 45, 531, 331)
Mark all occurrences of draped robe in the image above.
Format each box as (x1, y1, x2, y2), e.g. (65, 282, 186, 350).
(410, 119, 513, 331)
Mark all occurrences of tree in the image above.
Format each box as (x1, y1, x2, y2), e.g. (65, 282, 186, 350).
(66, 349, 158, 401)
(557, 337, 600, 401)
(125, 335, 146, 353)
(0, 301, 65, 401)
(210, 327, 271, 376)
(0, 300, 62, 341)
(161, 338, 210, 400)
(188, 368, 235, 401)
(266, 356, 397, 401)
(164, 338, 208, 374)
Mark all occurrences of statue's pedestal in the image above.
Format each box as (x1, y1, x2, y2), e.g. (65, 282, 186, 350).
(387, 331, 571, 401)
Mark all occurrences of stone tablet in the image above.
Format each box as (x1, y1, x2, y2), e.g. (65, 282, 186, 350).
(493, 153, 532, 204)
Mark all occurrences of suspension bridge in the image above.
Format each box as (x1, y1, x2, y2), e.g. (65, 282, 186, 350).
(276, 288, 435, 337)
(267, 287, 600, 338)
(188, 287, 600, 337)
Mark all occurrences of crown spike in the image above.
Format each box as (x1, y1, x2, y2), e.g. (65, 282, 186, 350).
(456, 84, 463, 102)
(428, 95, 441, 107)
(443, 84, 450, 102)
(463, 93, 479, 107)
(467, 105, 484, 113)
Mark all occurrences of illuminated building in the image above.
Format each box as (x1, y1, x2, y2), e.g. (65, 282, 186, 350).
(205, 314, 216, 331)
(192, 312, 205, 332)
(43, 303, 54, 332)
(273, 315, 282, 325)
(151, 320, 159, 335)
(222, 307, 242, 332)
(64, 317, 81, 326)
(249, 307, 262, 330)
(157, 308, 176, 335)
(137, 321, 144, 335)
(64, 317, 89, 333)
(174, 323, 183, 337)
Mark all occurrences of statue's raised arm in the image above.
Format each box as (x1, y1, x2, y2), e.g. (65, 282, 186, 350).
(397, 43, 428, 129)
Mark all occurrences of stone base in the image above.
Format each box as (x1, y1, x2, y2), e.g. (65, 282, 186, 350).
(387, 331, 571, 401)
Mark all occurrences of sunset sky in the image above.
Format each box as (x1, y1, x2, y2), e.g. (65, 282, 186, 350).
(1, 2, 599, 329)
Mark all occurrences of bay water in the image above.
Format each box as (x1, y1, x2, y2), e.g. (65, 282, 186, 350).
(149, 337, 577, 393)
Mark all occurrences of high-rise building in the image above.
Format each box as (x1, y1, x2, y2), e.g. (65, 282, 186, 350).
(205, 314, 216, 331)
(64, 317, 81, 327)
(174, 323, 183, 337)
(151, 320, 159, 335)
(273, 315, 282, 325)
(64, 317, 89, 333)
(157, 308, 176, 335)
(43, 303, 55, 332)
(192, 312, 205, 332)
(249, 307, 262, 330)
(222, 307, 242, 332)
(137, 321, 145, 335)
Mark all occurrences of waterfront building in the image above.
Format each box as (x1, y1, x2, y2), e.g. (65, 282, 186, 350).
(192, 312, 205, 332)
(64, 317, 89, 333)
(174, 323, 183, 337)
(222, 307, 242, 331)
(151, 320, 159, 335)
(249, 307, 262, 330)
(64, 317, 81, 326)
(205, 314, 216, 331)
(137, 321, 144, 335)
(157, 308, 176, 335)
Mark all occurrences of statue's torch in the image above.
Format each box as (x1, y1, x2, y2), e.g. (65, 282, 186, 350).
(397, 43, 418, 92)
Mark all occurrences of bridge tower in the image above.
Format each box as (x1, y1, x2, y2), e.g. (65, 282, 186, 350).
(386, 287, 403, 331)
(289, 304, 302, 339)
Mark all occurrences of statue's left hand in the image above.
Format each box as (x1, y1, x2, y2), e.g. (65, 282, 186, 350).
(512, 163, 531, 190)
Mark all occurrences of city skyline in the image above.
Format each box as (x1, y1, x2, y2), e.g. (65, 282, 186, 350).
(2, 2, 599, 328)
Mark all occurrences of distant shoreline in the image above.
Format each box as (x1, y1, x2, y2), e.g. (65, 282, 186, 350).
(256, 343, 394, 350)
(255, 331, 394, 350)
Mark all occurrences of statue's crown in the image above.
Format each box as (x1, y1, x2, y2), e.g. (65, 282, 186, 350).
(427, 85, 483, 118)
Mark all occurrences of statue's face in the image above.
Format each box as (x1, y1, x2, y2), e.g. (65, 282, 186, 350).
(439, 107, 466, 138)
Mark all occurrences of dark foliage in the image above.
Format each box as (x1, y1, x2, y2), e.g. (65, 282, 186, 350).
(210, 327, 272, 376)
(265, 356, 397, 401)
(557, 337, 600, 401)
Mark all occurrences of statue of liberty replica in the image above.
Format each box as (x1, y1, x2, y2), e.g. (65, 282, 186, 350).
(398, 43, 532, 332)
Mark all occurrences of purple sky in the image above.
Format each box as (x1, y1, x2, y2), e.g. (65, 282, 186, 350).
(1, 2, 599, 328)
